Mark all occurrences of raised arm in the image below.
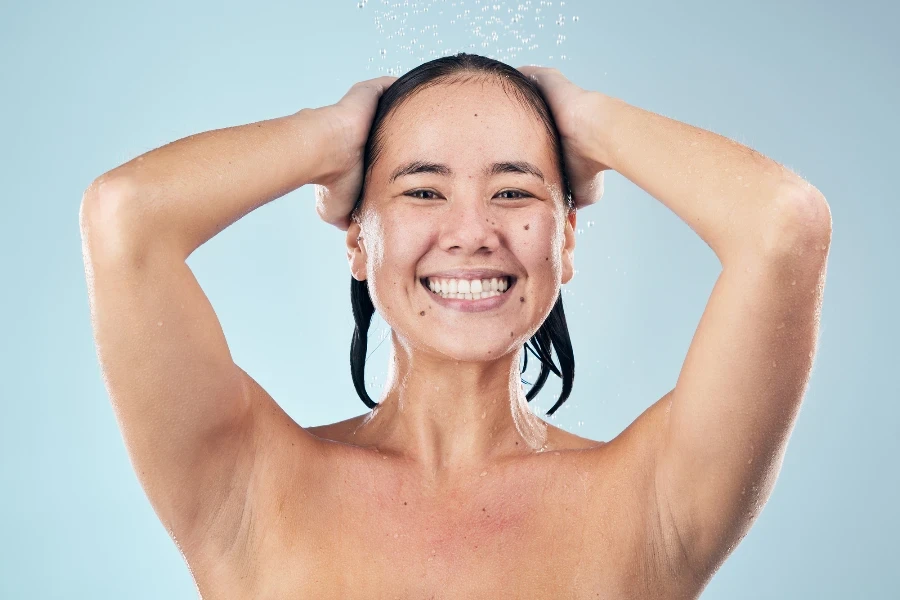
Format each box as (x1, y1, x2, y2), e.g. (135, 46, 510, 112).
(521, 67, 831, 582)
(590, 92, 831, 577)
(79, 76, 395, 557)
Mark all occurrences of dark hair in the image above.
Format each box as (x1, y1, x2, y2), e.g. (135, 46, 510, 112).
(349, 53, 575, 417)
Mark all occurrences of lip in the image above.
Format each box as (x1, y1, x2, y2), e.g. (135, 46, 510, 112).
(420, 277, 518, 313)
(421, 268, 515, 280)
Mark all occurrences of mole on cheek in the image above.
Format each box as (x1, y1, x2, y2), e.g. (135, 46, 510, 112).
(520, 297, 525, 303)
(419, 311, 425, 316)
(524, 224, 530, 230)
(510, 332, 514, 338)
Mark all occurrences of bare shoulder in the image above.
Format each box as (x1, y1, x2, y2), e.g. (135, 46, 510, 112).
(184, 373, 326, 559)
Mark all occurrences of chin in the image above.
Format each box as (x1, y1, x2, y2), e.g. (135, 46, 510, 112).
(419, 337, 522, 363)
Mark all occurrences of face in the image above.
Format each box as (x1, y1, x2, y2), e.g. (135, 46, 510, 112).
(346, 78, 577, 363)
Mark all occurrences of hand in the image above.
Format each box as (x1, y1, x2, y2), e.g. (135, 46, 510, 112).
(311, 75, 398, 230)
(516, 66, 610, 209)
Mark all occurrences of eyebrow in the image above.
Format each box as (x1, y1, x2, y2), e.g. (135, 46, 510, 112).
(388, 160, 545, 184)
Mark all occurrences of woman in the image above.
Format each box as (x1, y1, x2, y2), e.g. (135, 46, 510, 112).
(79, 53, 831, 598)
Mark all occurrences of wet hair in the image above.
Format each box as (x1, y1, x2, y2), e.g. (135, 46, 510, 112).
(349, 52, 575, 417)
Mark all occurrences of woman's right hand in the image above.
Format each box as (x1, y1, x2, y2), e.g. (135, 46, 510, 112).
(309, 75, 397, 231)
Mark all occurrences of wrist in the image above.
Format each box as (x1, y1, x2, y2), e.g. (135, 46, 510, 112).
(584, 91, 625, 172)
(290, 107, 348, 185)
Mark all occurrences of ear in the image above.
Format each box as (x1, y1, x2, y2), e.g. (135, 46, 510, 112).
(346, 219, 368, 281)
(561, 210, 577, 284)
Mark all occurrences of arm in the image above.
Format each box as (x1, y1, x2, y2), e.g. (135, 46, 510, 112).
(590, 93, 830, 263)
(84, 109, 335, 261)
(79, 76, 394, 557)
(590, 94, 831, 576)
(519, 66, 830, 579)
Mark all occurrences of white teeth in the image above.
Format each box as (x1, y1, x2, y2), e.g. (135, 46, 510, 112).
(425, 276, 512, 300)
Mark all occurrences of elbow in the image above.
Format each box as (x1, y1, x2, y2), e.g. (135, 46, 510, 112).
(80, 175, 140, 231)
(79, 176, 145, 259)
(758, 180, 832, 260)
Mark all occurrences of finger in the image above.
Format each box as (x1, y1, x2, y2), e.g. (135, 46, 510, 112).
(355, 75, 398, 95)
(342, 76, 398, 108)
(573, 172, 605, 210)
(314, 185, 353, 231)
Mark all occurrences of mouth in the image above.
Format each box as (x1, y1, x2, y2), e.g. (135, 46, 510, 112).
(420, 275, 517, 300)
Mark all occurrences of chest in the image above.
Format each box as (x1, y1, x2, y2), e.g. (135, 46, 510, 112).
(196, 450, 674, 599)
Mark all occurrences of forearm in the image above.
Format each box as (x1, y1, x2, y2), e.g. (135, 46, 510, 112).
(589, 94, 829, 264)
(82, 108, 332, 259)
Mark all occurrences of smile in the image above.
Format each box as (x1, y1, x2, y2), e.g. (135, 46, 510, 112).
(419, 275, 518, 313)
(422, 275, 515, 300)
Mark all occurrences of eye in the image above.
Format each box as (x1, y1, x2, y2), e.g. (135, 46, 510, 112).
(496, 189, 532, 200)
(405, 189, 441, 200)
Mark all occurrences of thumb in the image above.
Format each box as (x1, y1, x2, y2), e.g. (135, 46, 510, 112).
(342, 75, 398, 106)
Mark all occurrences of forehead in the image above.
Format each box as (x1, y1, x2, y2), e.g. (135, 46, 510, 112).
(374, 79, 555, 176)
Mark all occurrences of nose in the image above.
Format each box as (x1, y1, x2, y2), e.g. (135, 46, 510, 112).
(439, 195, 501, 255)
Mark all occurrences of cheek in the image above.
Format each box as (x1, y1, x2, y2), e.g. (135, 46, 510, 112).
(365, 211, 432, 293)
(516, 213, 565, 279)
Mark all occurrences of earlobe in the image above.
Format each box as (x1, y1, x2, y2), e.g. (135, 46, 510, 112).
(561, 210, 577, 284)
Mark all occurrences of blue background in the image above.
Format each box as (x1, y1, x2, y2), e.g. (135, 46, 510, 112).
(1, 0, 896, 597)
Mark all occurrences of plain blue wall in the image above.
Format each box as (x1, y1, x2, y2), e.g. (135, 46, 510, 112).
(1, 0, 896, 597)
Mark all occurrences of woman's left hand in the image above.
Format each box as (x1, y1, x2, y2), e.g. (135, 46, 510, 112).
(517, 65, 610, 210)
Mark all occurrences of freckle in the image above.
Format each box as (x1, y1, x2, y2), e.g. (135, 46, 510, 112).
(524, 224, 530, 230)
(545, 257, 549, 261)
(404, 501, 407, 505)
(474, 113, 478, 116)
(510, 331, 514, 337)
(420, 311, 425, 316)
(520, 297, 525, 302)
(482, 507, 486, 511)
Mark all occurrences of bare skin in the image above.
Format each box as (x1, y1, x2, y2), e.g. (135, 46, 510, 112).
(79, 63, 831, 599)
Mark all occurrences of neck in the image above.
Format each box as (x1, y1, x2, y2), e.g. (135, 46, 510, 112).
(353, 333, 549, 480)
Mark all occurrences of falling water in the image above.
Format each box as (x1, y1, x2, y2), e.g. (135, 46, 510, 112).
(354, 0, 584, 76)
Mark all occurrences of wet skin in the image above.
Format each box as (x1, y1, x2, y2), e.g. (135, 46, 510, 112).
(175, 81, 701, 598)
(185, 375, 699, 600)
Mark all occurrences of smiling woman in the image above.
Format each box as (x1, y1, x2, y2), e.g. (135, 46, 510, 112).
(79, 50, 829, 599)
(346, 54, 577, 416)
